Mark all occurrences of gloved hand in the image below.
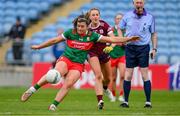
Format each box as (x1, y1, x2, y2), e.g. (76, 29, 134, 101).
(103, 46, 113, 54)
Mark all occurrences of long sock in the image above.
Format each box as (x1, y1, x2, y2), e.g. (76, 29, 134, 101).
(119, 90, 124, 96)
(123, 80, 131, 102)
(112, 90, 116, 96)
(97, 95, 103, 102)
(34, 84, 40, 90)
(52, 100, 59, 107)
(144, 80, 151, 102)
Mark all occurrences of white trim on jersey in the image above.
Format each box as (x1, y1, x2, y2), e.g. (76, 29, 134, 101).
(61, 33, 67, 40)
(97, 35, 103, 42)
(107, 31, 113, 35)
(89, 22, 101, 30)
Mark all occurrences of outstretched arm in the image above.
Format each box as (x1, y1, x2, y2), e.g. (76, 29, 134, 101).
(31, 36, 65, 50)
(99, 36, 139, 43)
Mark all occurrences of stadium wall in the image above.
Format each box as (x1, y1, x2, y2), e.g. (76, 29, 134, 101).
(0, 67, 32, 87)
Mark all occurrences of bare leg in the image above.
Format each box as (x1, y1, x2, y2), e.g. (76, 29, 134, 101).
(54, 70, 80, 102)
(21, 61, 68, 102)
(88, 56, 105, 109)
(48, 70, 80, 111)
(37, 61, 68, 86)
(88, 56, 103, 96)
(101, 61, 114, 101)
(140, 67, 149, 81)
(101, 61, 112, 88)
(118, 62, 125, 96)
(109, 66, 117, 96)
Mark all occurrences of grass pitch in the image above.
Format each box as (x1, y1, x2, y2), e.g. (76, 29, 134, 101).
(0, 87, 180, 116)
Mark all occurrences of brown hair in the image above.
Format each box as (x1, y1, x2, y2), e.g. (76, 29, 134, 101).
(89, 8, 100, 15)
(73, 14, 90, 30)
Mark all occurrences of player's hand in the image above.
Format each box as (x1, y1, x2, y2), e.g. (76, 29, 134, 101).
(31, 45, 41, 50)
(103, 46, 113, 53)
(150, 49, 157, 59)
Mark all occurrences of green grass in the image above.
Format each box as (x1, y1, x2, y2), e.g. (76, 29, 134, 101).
(0, 87, 180, 116)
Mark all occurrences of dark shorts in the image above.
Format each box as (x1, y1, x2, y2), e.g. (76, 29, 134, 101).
(125, 44, 150, 68)
(88, 51, 110, 64)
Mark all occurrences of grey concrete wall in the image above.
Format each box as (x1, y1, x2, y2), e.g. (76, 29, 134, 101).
(0, 66, 32, 87)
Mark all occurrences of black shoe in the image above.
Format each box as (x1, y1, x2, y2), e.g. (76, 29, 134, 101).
(98, 100, 104, 110)
(144, 104, 152, 108)
(120, 102, 129, 108)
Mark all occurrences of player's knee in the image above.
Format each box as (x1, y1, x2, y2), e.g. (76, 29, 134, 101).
(125, 75, 132, 81)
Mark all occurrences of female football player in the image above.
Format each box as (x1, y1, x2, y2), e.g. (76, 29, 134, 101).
(108, 13, 126, 102)
(86, 8, 115, 105)
(21, 14, 139, 111)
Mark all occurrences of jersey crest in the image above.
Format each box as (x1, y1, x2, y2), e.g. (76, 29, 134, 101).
(99, 29, 104, 34)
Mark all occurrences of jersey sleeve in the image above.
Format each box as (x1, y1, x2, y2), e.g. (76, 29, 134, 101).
(92, 32, 103, 42)
(104, 21, 113, 35)
(61, 29, 72, 40)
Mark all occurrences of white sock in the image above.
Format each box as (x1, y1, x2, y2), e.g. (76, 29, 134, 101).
(145, 101, 151, 105)
(124, 101, 128, 105)
(29, 86, 36, 93)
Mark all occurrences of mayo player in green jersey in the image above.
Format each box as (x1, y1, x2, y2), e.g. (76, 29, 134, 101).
(21, 14, 139, 111)
(104, 13, 126, 102)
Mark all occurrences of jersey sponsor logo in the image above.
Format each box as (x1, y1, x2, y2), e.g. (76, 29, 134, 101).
(67, 40, 93, 50)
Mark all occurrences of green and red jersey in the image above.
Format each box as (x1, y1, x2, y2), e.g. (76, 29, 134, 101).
(109, 26, 125, 58)
(61, 29, 102, 64)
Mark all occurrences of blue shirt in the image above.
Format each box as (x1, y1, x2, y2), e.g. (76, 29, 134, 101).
(120, 9, 155, 45)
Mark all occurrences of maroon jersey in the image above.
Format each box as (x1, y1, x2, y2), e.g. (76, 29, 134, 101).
(88, 20, 113, 63)
(89, 20, 112, 51)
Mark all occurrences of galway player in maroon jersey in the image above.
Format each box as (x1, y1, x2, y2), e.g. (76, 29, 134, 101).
(86, 8, 116, 107)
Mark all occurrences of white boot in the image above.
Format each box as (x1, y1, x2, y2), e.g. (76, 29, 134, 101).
(104, 89, 115, 102)
(21, 87, 36, 102)
(48, 104, 57, 111)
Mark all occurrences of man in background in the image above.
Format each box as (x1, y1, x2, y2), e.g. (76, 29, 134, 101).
(119, 0, 157, 108)
(9, 17, 26, 65)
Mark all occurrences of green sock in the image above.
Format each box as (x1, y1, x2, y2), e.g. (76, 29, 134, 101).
(34, 84, 40, 90)
(53, 100, 59, 107)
